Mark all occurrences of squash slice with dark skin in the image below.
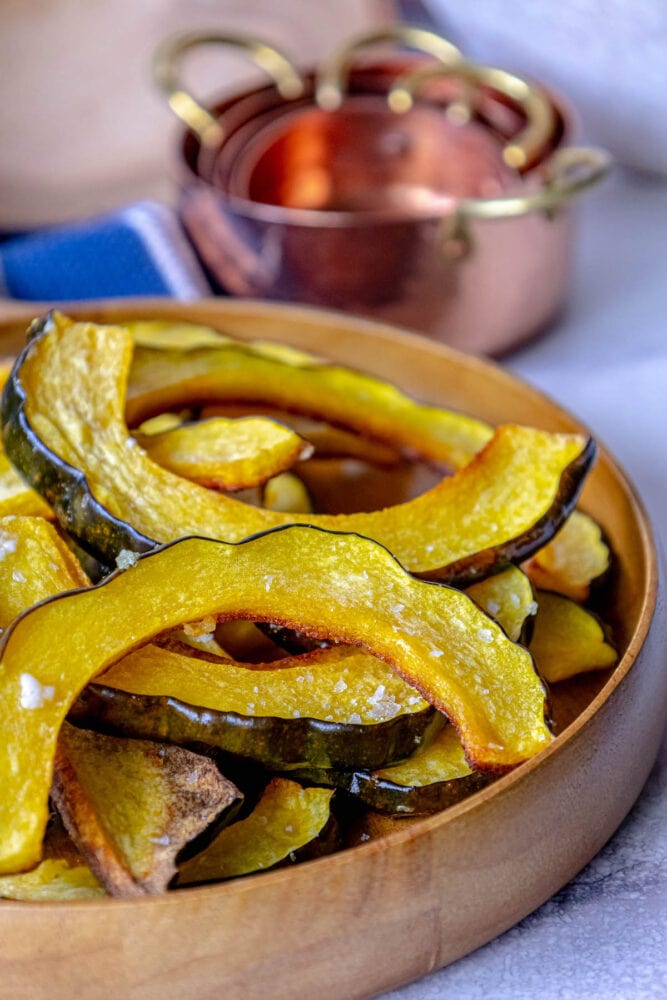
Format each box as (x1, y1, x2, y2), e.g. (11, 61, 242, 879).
(177, 779, 336, 886)
(293, 725, 490, 817)
(72, 643, 437, 771)
(0, 526, 551, 874)
(524, 510, 610, 602)
(0, 513, 242, 891)
(52, 723, 241, 897)
(126, 320, 492, 469)
(530, 590, 618, 683)
(1, 313, 595, 582)
(135, 416, 313, 491)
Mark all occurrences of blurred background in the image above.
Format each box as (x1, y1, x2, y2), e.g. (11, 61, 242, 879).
(2, 0, 665, 229)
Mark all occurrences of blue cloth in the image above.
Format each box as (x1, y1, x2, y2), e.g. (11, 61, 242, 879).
(0, 201, 210, 301)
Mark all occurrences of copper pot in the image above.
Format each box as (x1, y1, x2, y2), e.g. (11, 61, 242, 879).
(155, 27, 609, 355)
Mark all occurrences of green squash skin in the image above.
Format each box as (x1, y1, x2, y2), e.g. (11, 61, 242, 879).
(287, 762, 491, 817)
(1, 314, 155, 562)
(417, 437, 597, 587)
(2, 313, 596, 584)
(69, 686, 445, 772)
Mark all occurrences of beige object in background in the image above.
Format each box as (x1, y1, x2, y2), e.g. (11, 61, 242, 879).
(0, 297, 664, 999)
(0, 0, 392, 229)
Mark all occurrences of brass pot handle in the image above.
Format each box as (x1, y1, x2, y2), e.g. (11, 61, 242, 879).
(315, 26, 463, 111)
(389, 62, 556, 171)
(439, 147, 611, 259)
(457, 146, 612, 221)
(153, 31, 305, 148)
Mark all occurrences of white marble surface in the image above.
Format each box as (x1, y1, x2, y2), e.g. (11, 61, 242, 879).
(385, 167, 667, 999)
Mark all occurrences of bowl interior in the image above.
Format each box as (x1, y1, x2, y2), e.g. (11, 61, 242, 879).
(0, 296, 655, 886)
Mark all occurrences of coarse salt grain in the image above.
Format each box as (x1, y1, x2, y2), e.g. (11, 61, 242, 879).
(19, 673, 55, 710)
(0, 532, 18, 560)
(368, 684, 385, 705)
(477, 627, 494, 644)
(333, 679, 347, 693)
(115, 548, 139, 570)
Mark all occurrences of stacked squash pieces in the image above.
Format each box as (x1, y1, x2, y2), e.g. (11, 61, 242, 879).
(0, 313, 616, 899)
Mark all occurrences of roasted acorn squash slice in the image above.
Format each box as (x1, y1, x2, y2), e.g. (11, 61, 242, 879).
(530, 590, 617, 683)
(177, 779, 336, 885)
(465, 565, 536, 643)
(1, 314, 594, 581)
(126, 320, 492, 469)
(52, 723, 241, 896)
(0, 526, 550, 873)
(293, 725, 490, 817)
(201, 403, 402, 467)
(72, 643, 436, 771)
(135, 416, 312, 491)
(524, 510, 610, 601)
(0, 361, 52, 519)
(262, 470, 314, 513)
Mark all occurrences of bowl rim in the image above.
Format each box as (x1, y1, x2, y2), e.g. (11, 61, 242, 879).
(0, 295, 658, 912)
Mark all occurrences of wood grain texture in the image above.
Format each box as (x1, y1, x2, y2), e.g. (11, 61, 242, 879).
(0, 298, 664, 1000)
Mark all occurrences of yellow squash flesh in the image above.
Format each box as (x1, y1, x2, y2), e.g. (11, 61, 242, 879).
(97, 642, 428, 723)
(136, 416, 312, 491)
(201, 403, 402, 467)
(0, 857, 104, 901)
(525, 510, 610, 601)
(0, 527, 551, 874)
(465, 566, 536, 642)
(0, 515, 88, 629)
(126, 322, 492, 469)
(0, 452, 53, 519)
(530, 590, 618, 683)
(177, 779, 334, 884)
(17, 316, 592, 578)
(374, 724, 472, 787)
(262, 471, 314, 513)
(0, 359, 52, 519)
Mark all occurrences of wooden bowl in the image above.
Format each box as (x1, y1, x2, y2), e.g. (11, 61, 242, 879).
(1, 299, 664, 1000)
